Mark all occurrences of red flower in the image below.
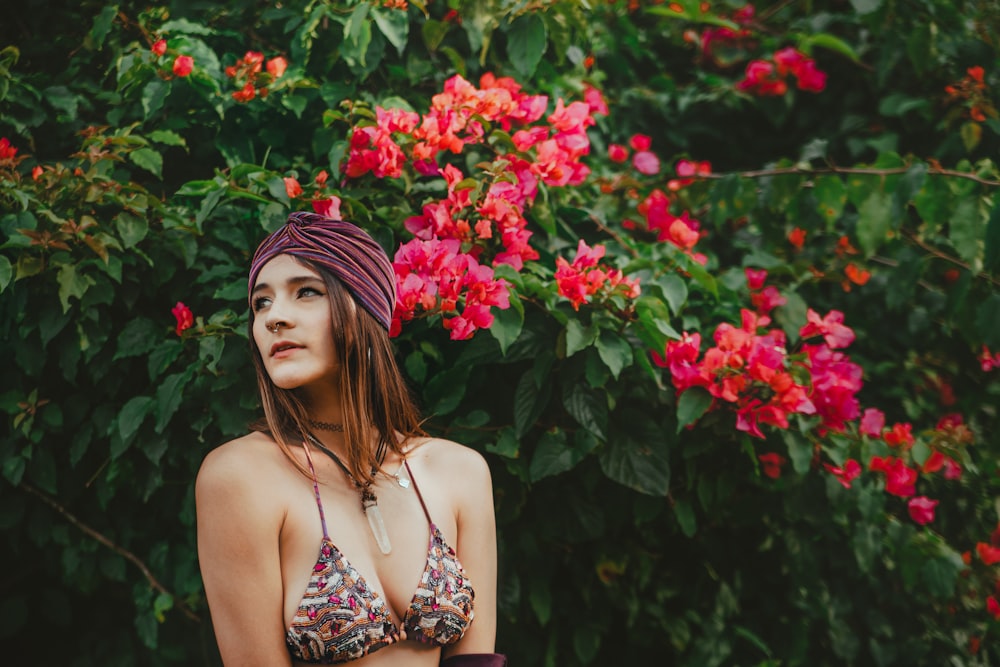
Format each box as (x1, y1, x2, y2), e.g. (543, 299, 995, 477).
(745, 268, 767, 291)
(312, 196, 342, 219)
(907, 496, 938, 525)
(607, 143, 629, 163)
(758, 452, 786, 479)
(976, 542, 1000, 565)
(32, 165, 43, 181)
(232, 83, 255, 102)
(844, 263, 871, 286)
(171, 302, 194, 336)
(267, 56, 288, 78)
(628, 133, 651, 151)
(314, 170, 329, 187)
(0, 137, 18, 160)
(989, 597, 1000, 620)
(799, 309, 855, 349)
(788, 227, 806, 250)
(151, 39, 167, 57)
(284, 177, 303, 198)
(883, 422, 914, 448)
(823, 459, 861, 489)
(173, 55, 194, 77)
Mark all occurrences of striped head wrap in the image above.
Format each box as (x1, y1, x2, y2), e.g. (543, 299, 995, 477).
(248, 212, 396, 330)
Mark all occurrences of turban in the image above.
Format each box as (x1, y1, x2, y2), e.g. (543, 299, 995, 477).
(248, 212, 396, 330)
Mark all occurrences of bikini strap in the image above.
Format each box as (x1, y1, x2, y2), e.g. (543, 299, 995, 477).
(403, 460, 433, 525)
(301, 439, 331, 540)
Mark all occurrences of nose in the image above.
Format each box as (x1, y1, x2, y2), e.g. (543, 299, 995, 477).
(263, 297, 295, 334)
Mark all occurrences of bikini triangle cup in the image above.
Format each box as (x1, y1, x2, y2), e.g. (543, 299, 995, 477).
(285, 440, 475, 663)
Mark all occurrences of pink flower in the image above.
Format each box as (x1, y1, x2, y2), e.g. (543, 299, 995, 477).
(151, 39, 167, 57)
(171, 302, 194, 336)
(883, 458, 918, 497)
(607, 143, 629, 163)
(988, 596, 1000, 620)
(267, 56, 288, 78)
(859, 408, 885, 437)
(745, 268, 767, 291)
(907, 496, 938, 525)
(632, 150, 660, 175)
(312, 196, 342, 219)
(284, 177, 303, 198)
(172, 55, 194, 77)
(583, 85, 609, 116)
(799, 309, 855, 349)
(736, 60, 787, 96)
(793, 59, 827, 92)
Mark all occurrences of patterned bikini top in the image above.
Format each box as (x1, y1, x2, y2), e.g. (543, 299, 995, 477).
(286, 444, 475, 664)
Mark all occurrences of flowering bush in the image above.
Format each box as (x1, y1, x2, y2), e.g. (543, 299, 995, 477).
(2, 1, 999, 665)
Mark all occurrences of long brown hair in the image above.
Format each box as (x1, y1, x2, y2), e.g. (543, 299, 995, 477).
(249, 255, 424, 484)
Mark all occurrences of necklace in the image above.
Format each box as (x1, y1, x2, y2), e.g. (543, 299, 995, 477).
(309, 420, 344, 432)
(305, 433, 392, 555)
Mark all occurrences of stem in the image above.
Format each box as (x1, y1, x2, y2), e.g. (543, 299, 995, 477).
(899, 229, 1000, 287)
(704, 164, 1000, 188)
(18, 481, 201, 623)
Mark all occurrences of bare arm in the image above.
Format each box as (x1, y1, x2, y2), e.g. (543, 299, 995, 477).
(442, 447, 499, 658)
(196, 442, 293, 667)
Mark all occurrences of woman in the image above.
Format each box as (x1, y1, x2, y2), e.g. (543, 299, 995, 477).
(196, 212, 503, 666)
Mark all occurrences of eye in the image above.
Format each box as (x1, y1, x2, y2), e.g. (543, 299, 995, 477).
(298, 286, 323, 298)
(252, 296, 271, 312)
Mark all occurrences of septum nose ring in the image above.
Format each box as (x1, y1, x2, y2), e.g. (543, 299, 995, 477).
(268, 321, 282, 334)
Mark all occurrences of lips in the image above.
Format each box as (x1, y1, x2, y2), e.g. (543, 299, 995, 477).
(269, 340, 303, 357)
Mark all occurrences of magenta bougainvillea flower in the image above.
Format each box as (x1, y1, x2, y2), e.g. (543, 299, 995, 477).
(907, 496, 939, 525)
(172, 55, 193, 77)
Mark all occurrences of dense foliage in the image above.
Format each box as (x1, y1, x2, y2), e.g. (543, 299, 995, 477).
(2, 0, 1000, 664)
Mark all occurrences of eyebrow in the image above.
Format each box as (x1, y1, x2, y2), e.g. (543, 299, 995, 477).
(251, 274, 323, 296)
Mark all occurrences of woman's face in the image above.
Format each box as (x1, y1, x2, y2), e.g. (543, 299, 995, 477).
(251, 254, 340, 392)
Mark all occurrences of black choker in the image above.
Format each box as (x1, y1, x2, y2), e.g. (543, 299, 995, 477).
(309, 420, 344, 432)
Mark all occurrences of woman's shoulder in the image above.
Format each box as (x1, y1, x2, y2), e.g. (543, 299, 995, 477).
(196, 431, 285, 493)
(404, 435, 492, 483)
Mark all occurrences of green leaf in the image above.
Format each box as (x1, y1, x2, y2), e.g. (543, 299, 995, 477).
(985, 202, 1000, 273)
(342, 4, 373, 67)
(57, 264, 94, 312)
(849, 0, 884, 15)
(562, 384, 607, 440)
(529, 428, 574, 482)
(655, 273, 688, 315)
(855, 191, 892, 256)
(673, 498, 697, 536)
(949, 198, 985, 266)
(813, 175, 846, 228)
(564, 319, 597, 357)
(489, 301, 523, 356)
(371, 6, 409, 56)
(155, 371, 191, 433)
(115, 213, 148, 249)
(89, 4, 118, 49)
(802, 33, 860, 62)
(0, 255, 11, 292)
(421, 18, 451, 52)
(596, 331, 633, 380)
(599, 434, 671, 496)
(116, 396, 154, 455)
(529, 581, 552, 626)
(781, 430, 813, 474)
(130, 147, 163, 178)
(514, 371, 549, 438)
(676, 387, 712, 433)
(424, 365, 470, 416)
(486, 426, 520, 459)
(507, 13, 547, 78)
(44, 85, 78, 120)
(148, 129, 186, 147)
(115, 317, 162, 360)
(141, 79, 170, 118)
(976, 295, 1000, 348)
(921, 557, 960, 598)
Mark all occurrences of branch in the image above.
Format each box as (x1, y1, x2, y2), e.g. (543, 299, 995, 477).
(899, 229, 1000, 288)
(705, 164, 1000, 187)
(17, 481, 201, 623)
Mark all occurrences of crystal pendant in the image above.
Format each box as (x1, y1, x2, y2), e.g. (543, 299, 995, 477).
(394, 462, 411, 489)
(363, 498, 392, 555)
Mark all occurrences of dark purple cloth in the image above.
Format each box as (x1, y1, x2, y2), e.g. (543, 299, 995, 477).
(249, 212, 395, 330)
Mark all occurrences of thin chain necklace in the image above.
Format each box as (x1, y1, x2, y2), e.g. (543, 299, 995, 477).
(305, 433, 393, 555)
